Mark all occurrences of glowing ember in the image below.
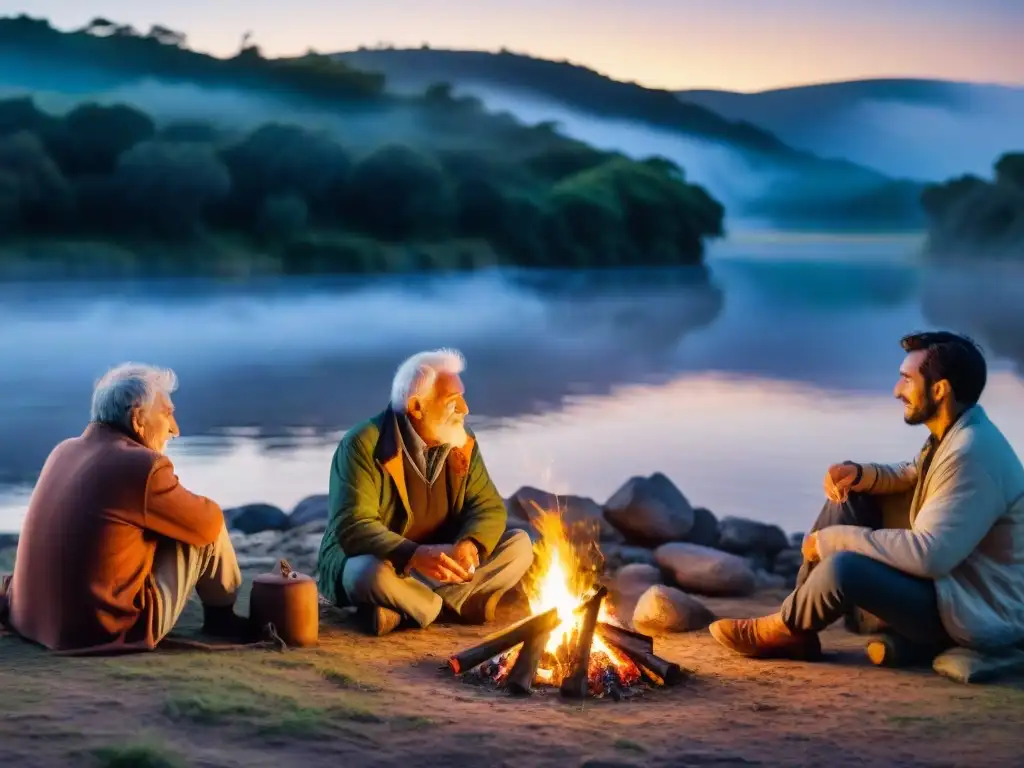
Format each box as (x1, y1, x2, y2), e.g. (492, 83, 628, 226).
(452, 502, 683, 699)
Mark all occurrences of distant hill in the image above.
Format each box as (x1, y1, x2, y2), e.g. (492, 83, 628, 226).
(678, 78, 1024, 181)
(337, 47, 794, 158)
(0, 17, 926, 232)
(335, 48, 926, 230)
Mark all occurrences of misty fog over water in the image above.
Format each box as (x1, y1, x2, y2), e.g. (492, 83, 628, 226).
(2, 235, 1023, 535)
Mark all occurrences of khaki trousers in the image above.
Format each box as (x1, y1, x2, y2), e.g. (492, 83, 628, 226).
(341, 529, 534, 627)
(151, 524, 243, 641)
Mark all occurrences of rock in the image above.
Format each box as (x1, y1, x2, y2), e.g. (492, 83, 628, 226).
(226, 503, 289, 534)
(600, 543, 657, 570)
(232, 523, 322, 575)
(744, 552, 772, 573)
(612, 563, 663, 595)
(508, 486, 623, 542)
(716, 516, 789, 558)
(654, 542, 757, 597)
(754, 569, 788, 591)
(772, 548, 804, 578)
(684, 506, 720, 548)
(602, 473, 694, 546)
(632, 584, 715, 632)
(230, 529, 282, 557)
(289, 494, 329, 527)
(789, 532, 805, 548)
(0, 533, 18, 550)
(606, 563, 663, 624)
(237, 554, 280, 569)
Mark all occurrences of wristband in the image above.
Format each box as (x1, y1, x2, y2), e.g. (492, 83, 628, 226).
(842, 460, 863, 488)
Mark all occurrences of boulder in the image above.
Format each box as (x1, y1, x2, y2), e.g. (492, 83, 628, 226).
(772, 548, 804, 579)
(754, 569, 788, 591)
(600, 544, 657, 570)
(232, 523, 323, 575)
(789, 531, 805, 548)
(654, 542, 757, 597)
(504, 505, 539, 542)
(716, 516, 789, 558)
(602, 473, 694, 546)
(225, 503, 289, 534)
(606, 563, 663, 623)
(289, 494, 329, 527)
(508, 486, 623, 542)
(632, 584, 715, 633)
(683, 506, 720, 548)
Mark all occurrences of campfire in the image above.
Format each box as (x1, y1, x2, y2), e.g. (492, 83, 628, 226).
(448, 506, 683, 699)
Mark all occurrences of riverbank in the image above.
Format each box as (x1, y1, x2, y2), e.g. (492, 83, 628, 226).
(3, 473, 1024, 766)
(0, 232, 504, 280)
(3, 578, 1023, 767)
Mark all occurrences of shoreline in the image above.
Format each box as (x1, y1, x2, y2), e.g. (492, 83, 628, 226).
(2, 473, 805, 629)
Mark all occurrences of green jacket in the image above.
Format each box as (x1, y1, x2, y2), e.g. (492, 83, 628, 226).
(316, 406, 507, 605)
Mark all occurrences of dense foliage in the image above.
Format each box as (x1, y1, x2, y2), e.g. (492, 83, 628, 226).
(921, 152, 1024, 259)
(0, 96, 725, 274)
(0, 14, 386, 103)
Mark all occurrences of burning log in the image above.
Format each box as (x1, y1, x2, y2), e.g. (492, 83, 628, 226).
(504, 628, 551, 696)
(559, 586, 608, 699)
(448, 607, 560, 675)
(597, 621, 654, 653)
(598, 625, 685, 686)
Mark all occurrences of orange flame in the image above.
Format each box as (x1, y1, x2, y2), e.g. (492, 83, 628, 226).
(522, 503, 636, 686)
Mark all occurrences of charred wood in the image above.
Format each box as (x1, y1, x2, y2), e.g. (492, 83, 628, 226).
(448, 607, 559, 675)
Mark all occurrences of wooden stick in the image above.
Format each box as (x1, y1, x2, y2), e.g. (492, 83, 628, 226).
(559, 586, 608, 699)
(504, 628, 551, 696)
(448, 607, 559, 675)
(597, 621, 654, 653)
(600, 632, 685, 686)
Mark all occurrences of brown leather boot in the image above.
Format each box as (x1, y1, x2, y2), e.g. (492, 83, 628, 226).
(358, 605, 403, 637)
(456, 590, 503, 625)
(709, 614, 822, 660)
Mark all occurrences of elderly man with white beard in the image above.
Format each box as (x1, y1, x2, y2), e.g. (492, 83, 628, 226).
(317, 349, 534, 636)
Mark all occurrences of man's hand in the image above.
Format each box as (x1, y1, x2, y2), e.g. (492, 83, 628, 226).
(407, 545, 471, 583)
(823, 462, 859, 503)
(452, 539, 481, 574)
(801, 531, 820, 563)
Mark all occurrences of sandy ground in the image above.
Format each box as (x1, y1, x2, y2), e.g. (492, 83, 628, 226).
(3, 579, 1024, 768)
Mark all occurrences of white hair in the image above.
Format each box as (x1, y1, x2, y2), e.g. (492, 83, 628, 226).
(390, 348, 466, 412)
(90, 362, 178, 429)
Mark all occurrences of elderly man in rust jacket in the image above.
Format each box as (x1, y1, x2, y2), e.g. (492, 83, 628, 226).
(0, 363, 250, 652)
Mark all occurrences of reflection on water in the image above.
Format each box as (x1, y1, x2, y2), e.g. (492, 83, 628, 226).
(2, 237, 1023, 533)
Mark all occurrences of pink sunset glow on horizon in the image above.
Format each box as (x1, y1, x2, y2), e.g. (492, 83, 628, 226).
(7, 0, 1023, 92)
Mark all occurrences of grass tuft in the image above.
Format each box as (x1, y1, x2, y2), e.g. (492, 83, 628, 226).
(614, 738, 648, 753)
(91, 741, 186, 768)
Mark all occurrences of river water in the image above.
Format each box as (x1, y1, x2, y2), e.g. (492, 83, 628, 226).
(2, 233, 1023, 535)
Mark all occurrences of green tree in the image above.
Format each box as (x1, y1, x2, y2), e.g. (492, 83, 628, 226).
(995, 152, 1024, 190)
(346, 144, 456, 239)
(50, 103, 156, 175)
(218, 123, 351, 221)
(0, 131, 75, 231)
(108, 141, 231, 238)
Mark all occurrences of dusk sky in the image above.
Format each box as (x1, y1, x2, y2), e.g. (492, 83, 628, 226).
(6, 0, 1023, 91)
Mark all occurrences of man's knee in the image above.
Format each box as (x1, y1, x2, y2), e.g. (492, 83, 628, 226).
(342, 556, 397, 602)
(816, 551, 871, 592)
(498, 529, 534, 569)
(815, 492, 882, 531)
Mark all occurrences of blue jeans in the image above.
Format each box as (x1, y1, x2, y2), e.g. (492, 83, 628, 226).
(780, 493, 951, 646)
